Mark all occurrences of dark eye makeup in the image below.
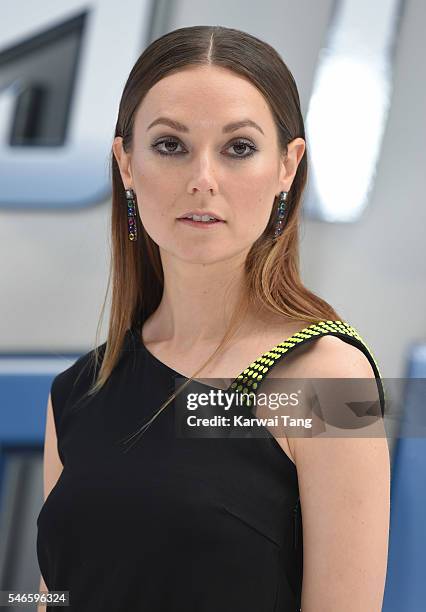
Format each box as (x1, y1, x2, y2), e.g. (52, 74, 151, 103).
(150, 136, 258, 159)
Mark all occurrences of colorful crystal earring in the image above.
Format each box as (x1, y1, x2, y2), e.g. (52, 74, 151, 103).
(125, 188, 138, 241)
(273, 191, 288, 239)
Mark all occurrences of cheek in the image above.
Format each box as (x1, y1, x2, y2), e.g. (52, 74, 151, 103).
(133, 173, 175, 229)
(137, 202, 170, 244)
(233, 188, 274, 236)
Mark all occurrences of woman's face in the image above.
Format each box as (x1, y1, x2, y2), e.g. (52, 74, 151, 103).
(113, 65, 305, 264)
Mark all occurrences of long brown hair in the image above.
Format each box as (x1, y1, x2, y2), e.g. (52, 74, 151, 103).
(80, 25, 342, 444)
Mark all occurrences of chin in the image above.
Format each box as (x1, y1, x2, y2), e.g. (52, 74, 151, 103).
(157, 239, 234, 264)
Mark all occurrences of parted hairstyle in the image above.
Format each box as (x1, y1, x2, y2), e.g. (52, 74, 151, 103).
(79, 25, 342, 448)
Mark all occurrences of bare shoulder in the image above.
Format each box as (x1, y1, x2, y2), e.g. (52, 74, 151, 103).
(284, 332, 385, 456)
(303, 334, 376, 378)
(269, 332, 380, 465)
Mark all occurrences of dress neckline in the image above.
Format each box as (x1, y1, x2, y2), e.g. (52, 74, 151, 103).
(128, 319, 351, 383)
(126, 324, 183, 378)
(141, 330, 185, 378)
(129, 324, 235, 392)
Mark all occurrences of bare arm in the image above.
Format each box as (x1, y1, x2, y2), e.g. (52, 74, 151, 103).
(38, 575, 48, 612)
(290, 337, 390, 611)
(37, 393, 64, 612)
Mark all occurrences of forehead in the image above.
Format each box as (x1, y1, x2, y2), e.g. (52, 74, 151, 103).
(134, 65, 274, 132)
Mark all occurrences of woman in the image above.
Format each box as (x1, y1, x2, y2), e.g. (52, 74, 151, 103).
(37, 25, 390, 612)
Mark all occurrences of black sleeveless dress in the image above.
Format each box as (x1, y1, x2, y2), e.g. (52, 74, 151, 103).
(36, 319, 385, 612)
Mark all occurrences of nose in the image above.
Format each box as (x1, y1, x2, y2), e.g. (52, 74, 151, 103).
(187, 154, 219, 195)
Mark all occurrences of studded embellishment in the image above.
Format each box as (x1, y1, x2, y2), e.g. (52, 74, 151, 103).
(228, 320, 385, 411)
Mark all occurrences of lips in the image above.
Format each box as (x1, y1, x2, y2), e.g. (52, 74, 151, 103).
(177, 217, 225, 228)
(177, 211, 225, 222)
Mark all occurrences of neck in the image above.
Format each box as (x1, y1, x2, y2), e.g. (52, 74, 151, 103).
(143, 248, 254, 351)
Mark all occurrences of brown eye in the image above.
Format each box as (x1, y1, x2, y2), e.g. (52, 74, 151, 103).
(150, 136, 258, 159)
(151, 137, 185, 156)
(227, 139, 257, 158)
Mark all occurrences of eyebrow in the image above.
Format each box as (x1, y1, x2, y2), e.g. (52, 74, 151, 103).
(147, 116, 265, 136)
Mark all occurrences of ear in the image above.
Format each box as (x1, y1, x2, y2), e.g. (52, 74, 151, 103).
(112, 136, 133, 188)
(278, 137, 306, 192)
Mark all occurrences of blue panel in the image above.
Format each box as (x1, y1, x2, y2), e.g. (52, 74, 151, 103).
(0, 353, 82, 510)
(383, 345, 426, 612)
(0, 354, 81, 445)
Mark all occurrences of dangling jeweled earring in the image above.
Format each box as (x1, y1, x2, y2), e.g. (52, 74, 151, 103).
(125, 188, 138, 241)
(273, 191, 288, 239)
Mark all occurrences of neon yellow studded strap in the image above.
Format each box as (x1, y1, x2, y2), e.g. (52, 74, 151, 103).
(227, 319, 385, 416)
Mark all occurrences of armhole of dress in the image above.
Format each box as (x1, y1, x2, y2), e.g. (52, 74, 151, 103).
(228, 320, 386, 418)
(50, 374, 66, 466)
(326, 333, 386, 418)
(48, 345, 105, 467)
